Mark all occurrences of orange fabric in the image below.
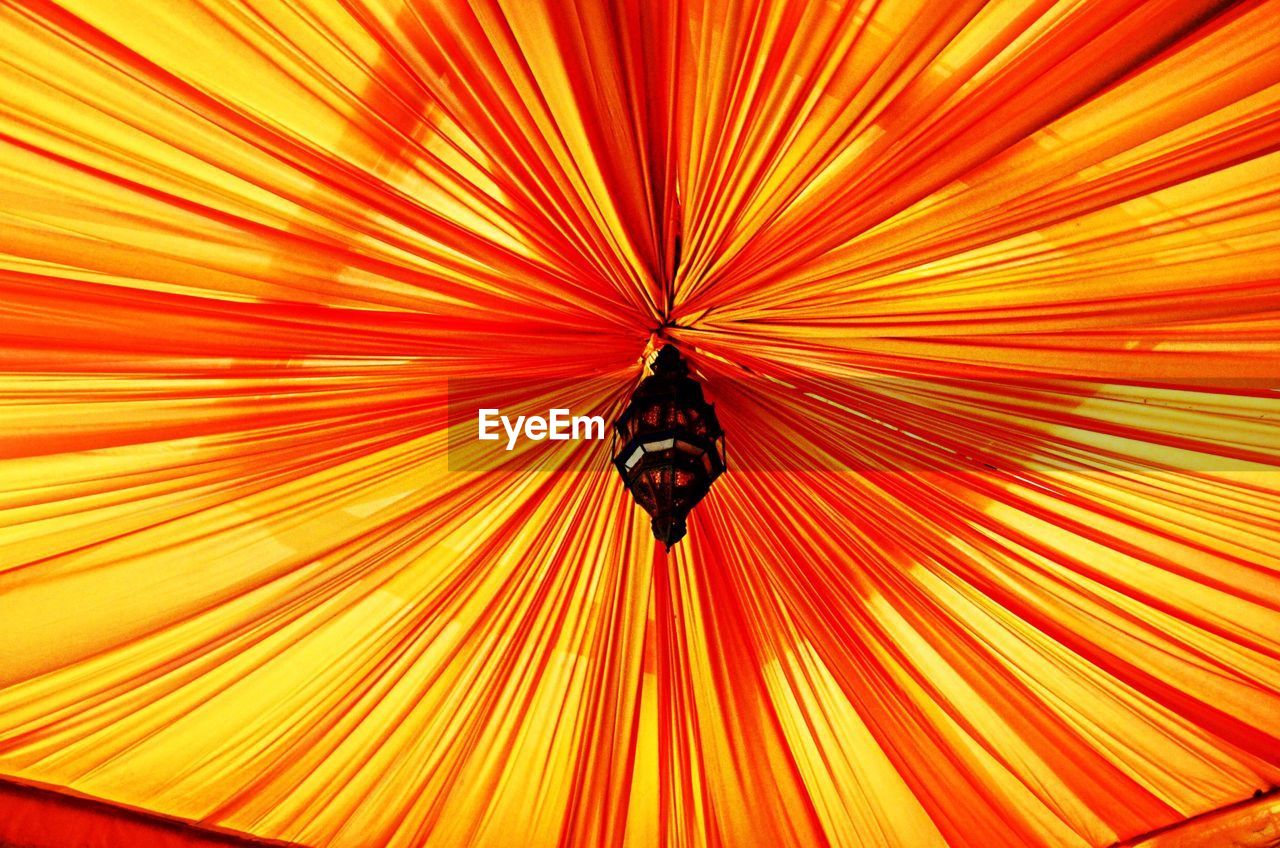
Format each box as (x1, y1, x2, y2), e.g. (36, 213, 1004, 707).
(1117, 790, 1280, 847)
(1, 1, 1279, 847)
(0, 777, 302, 848)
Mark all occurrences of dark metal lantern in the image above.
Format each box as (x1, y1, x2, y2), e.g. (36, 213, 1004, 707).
(613, 346, 726, 548)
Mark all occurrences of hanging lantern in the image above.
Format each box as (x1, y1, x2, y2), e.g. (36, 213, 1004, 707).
(613, 346, 726, 548)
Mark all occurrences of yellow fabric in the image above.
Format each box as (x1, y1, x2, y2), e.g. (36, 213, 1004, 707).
(1, 1, 1278, 847)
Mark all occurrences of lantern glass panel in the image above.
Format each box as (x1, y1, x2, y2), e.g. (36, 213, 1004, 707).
(624, 446, 644, 470)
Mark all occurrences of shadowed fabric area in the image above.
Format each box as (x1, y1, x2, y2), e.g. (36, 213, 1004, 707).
(0, 777, 305, 848)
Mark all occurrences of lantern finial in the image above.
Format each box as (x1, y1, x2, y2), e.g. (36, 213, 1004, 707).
(652, 514, 687, 550)
(651, 344, 687, 376)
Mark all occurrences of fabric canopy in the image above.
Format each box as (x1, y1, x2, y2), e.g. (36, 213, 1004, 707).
(1, 1, 1278, 847)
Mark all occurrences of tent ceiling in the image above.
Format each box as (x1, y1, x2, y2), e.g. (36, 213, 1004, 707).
(1, 1, 1278, 847)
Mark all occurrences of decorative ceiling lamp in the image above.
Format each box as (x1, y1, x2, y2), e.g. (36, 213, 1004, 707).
(613, 346, 726, 548)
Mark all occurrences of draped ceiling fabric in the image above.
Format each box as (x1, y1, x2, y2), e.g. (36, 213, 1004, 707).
(0, 0, 1279, 847)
